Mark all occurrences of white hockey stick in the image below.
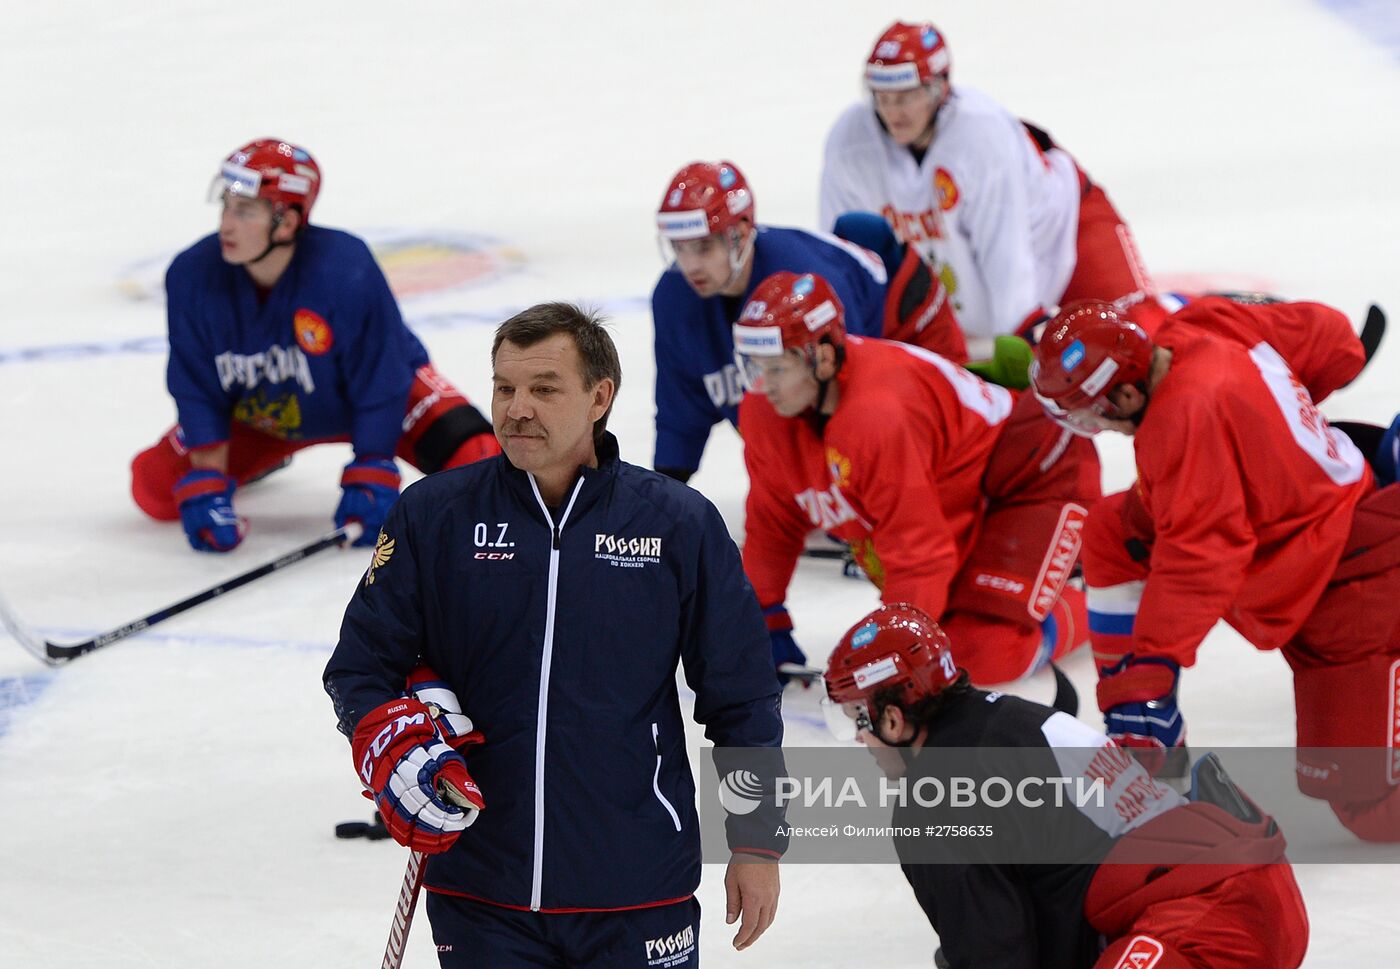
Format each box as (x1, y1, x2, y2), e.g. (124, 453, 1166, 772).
(0, 583, 51, 665)
(378, 778, 474, 968)
(381, 849, 428, 969)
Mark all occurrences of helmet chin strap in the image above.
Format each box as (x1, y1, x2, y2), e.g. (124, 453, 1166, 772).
(246, 209, 295, 265)
(805, 341, 844, 428)
(721, 225, 756, 293)
(1127, 382, 1150, 427)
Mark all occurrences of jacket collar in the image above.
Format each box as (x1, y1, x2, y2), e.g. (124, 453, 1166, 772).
(498, 432, 622, 521)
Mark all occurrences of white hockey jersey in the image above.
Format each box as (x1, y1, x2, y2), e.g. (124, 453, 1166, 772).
(820, 87, 1082, 350)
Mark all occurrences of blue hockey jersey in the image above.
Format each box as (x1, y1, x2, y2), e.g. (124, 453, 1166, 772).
(651, 225, 888, 474)
(324, 434, 786, 911)
(165, 226, 428, 457)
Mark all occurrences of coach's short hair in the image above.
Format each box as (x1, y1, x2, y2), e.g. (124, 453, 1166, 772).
(492, 302, 622, 441)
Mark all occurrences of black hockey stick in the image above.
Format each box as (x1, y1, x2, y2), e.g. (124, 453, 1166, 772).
(801, 547, 850, 561)
(1360, 304, 1386, 370)
(0, 523, 362, 665)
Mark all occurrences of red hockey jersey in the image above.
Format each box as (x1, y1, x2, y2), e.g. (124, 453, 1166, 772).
(1128, 297, 1372, 664)
(740, 336, 1013, 617)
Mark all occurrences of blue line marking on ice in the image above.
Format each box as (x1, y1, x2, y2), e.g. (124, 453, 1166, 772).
(1315, 0, 1400, 60)
(0, 296, 650, 368)
(0, 673, 55, 739)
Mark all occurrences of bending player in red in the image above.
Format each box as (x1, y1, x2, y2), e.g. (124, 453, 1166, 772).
(1030, 296, 1400, 841)
(735, 270, 1100, 686)
(130, 139, 499, 552)
(824, 603, 1308, 969)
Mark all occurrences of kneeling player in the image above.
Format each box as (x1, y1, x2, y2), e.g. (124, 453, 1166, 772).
(651, 159, 965, 483)
(129, 139, 499, 552)
(824, 604, 1309, 969)
(1030, 296, 1400, 840)
(736, 271, 1100, 685)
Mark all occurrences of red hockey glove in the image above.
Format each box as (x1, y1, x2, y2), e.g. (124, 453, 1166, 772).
(1096, 655, 1185, 776)
(352, 698, 485, 854)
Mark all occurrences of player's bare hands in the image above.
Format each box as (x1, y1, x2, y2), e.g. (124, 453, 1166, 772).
(724, 852, 779, 951)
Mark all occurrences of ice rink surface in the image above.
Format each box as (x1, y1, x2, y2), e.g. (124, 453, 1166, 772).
(1, 1, 1398, 965)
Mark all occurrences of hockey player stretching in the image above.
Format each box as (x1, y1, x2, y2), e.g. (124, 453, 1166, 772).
(735, 271, 1100, 686)
(824, 603, 1308, 969)
(821, 21, 1168, 356)
(130, 139, 499, 552)
(652, 159, 964, 484)
(1031, 296, 1400, 841)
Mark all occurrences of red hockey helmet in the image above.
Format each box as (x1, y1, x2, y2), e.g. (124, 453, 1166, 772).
(865, 21, 951, 92)
(210, 139, 322, 221)
(1030, 301, 1154, 437)
(656, 160, 754, 242)
(733, 271, 847, 363)
(822, 604, 960, 740)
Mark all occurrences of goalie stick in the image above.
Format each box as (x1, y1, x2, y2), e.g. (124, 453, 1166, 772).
(0, 523, 363, 665)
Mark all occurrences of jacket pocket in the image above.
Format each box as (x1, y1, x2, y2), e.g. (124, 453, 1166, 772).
(651, 722, 683, 832)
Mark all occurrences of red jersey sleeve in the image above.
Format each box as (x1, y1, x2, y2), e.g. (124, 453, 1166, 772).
(1131, 395, 1257, 666)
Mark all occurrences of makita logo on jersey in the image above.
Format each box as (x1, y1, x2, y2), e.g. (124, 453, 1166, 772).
(595, 533, 663, 568)
(1028, 504, 1087, 621)
(644, 925, 695, 966)
(215, 344, 315, 394)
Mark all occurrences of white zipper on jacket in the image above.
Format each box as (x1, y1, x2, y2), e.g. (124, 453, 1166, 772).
(526, 473, 585, 911)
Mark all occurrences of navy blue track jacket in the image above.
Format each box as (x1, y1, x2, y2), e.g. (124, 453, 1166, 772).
(325, 434, 786, 911)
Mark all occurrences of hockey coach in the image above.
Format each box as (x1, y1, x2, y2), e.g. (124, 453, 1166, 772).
(325, 302, 786, 966)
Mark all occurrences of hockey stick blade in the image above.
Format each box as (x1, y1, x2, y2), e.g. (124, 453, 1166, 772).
(1360, 304, 1385, 369)
(1050, 663, 1079, 717)
(41, 522, 363, 663)
(1360, 306, 1383, 369)
(0, 584, 61, 666)
(778, 661, 826, 683)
